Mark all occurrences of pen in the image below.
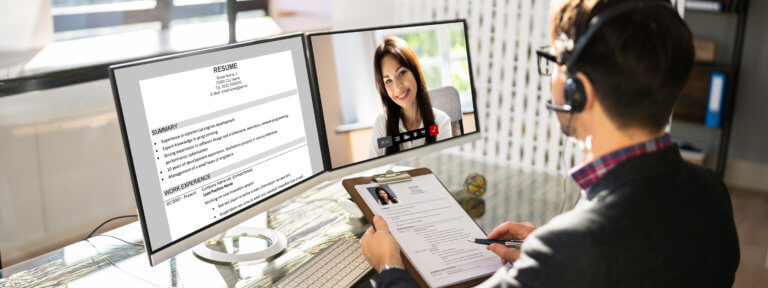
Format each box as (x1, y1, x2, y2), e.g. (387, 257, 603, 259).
(471, 238, 523, 248)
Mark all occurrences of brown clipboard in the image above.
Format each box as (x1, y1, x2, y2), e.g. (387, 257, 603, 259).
(342, 168, 491, 288)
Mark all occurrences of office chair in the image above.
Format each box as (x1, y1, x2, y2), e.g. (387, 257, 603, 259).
(429, 86, 464, 136)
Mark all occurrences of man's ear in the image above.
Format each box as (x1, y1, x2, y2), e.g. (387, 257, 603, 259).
(575, 72, 596, 112)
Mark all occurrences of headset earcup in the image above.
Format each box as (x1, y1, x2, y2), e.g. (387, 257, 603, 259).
(564, 77, 586, 113)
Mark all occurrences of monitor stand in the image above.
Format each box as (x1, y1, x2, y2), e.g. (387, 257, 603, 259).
(192, 212, 287, 263)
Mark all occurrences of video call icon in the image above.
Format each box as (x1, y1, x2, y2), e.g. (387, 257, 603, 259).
(429, 125, 439, 136)
(377, 136, 393, 149)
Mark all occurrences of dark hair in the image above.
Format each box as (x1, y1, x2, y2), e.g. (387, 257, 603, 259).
(374, 36, 436, 155)
(375, 187, 398, 205)
(550, 0, 694, 132)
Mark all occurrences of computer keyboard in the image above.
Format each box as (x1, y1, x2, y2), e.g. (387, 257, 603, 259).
(275, 238, 373, 288)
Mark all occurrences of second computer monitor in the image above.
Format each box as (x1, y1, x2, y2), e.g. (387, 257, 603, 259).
(308, 20, 479, 170)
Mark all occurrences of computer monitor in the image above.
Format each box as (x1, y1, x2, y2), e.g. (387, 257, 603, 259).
(307, 19, 480, 179)
(109, 20, 480, 267)
(109, 34, 327, 266)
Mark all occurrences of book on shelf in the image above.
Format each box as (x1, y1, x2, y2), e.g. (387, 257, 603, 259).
(686, 0, 724, 12)
(705, 71, 726, 129)
(693, 39, 717, 63)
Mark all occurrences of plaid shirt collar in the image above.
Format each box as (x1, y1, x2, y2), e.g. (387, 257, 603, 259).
(570, 134, 673, 190)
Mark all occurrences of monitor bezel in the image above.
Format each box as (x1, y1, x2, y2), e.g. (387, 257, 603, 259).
(305, 19, 481, 173)
(108, 33, 328, 266)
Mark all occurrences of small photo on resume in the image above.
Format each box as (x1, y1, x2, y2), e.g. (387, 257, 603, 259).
(367, 185, 399, 206)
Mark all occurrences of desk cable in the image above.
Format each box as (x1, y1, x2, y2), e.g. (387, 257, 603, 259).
(84, 214, 137, 240)
(84, 239, 166, 288)
(84, 214, 141, 246)
(87, 234, 143, 246)
(83, 214, 168, 288)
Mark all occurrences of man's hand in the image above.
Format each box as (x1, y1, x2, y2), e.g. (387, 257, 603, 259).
(360, 215, 404, 272)
(486, 221, 536, 265)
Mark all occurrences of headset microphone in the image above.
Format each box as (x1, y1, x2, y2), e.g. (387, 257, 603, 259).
(546, 75, 586, 113)
(545, 100, 572, 113)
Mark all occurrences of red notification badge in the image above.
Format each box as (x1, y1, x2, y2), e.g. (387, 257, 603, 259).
(429, 124, 439, 136)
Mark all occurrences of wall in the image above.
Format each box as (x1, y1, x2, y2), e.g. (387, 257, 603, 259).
(0, 0, 53, 52)
(724, 0, 768, 192)
(312, 36, 352, 168)
(332, 0, 396, 30)
(729, 0, 768, 163)
(332, 31, 380, 126)
(0, 80, 137, 266)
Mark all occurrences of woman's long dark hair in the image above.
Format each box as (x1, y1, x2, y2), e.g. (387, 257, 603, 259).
(374, 36, 436, 155)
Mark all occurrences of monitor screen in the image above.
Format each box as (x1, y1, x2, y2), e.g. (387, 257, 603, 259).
(110, 34, 325, 254)
(309, 20, 478, 170)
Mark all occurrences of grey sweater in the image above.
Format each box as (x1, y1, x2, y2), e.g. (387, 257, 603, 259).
(368, 145, 740, 287)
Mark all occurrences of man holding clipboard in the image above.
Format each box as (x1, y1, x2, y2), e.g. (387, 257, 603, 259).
(360, 0, 739, 287)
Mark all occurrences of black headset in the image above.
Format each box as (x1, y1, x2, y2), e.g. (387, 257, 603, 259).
(546, 0, 676, 114)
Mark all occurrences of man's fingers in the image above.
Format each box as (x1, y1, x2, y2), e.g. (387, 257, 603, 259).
(372, 215, 389, 233)
(486, 243, 521, 263)
(486, 230, 509, 240)
(360, 226, 374, 244)
(487, 222, 512, 239)
(359, 226, 374, 259)
(488, 221, 535, 240)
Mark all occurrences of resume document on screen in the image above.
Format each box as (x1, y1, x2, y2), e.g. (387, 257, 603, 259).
(356, 175, 507, 287)
(138, 51, 313, 240)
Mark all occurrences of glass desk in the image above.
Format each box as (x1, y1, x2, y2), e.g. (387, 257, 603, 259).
(0, 152, 579, 288)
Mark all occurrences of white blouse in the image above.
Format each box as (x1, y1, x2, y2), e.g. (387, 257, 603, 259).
(369, 108, 453, 157)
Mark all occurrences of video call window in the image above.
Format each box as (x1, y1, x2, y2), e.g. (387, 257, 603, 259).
(310, 21, 478, 169)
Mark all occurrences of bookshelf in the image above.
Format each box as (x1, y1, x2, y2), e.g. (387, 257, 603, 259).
(672, 0, 750, 177)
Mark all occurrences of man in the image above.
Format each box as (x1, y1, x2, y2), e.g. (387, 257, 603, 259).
(359, 0, 740, 287)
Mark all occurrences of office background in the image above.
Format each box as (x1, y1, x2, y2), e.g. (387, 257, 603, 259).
(0, 0, 766, 286)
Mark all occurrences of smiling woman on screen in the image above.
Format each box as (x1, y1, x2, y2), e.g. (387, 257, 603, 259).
(369, 36, 452, 157)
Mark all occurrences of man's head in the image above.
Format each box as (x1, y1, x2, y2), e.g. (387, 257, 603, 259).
(546, 0, 694, 140)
